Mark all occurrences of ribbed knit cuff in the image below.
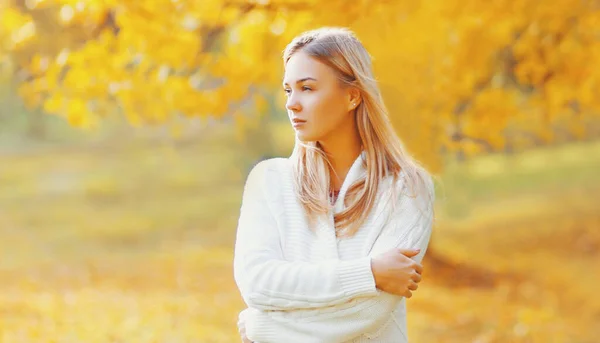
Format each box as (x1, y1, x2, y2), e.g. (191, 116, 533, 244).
(338, 257, 378, 298)
(245, 308, 278, 343)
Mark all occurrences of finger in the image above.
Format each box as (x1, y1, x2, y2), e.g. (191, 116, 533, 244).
(398, 248, 420, 257)
(408, 281, 419, 291)
(404, 290, 413, 298)
(412, 272, 422, 283)
(408, 281, 417, 290)
(414, 262, 423, 275)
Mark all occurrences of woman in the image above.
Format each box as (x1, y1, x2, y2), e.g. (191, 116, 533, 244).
(233, 27, 435, 343)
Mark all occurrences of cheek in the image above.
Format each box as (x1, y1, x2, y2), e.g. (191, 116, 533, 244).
(320, 98, 348, 132)
(310, 91, 344, 123)
(299, 102, 344, 141)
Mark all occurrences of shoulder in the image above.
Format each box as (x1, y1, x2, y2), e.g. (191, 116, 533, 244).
(414, 168, 435, 201)
(244, 157, 290, 190)
(247, 157, 289, 179)
(243, 157, 291, 204)
(388, 168, 435, 210)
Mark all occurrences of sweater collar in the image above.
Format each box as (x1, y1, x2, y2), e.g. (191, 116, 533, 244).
(333, 150, 366, 212)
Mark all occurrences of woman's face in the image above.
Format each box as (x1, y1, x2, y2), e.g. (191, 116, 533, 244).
(283, 51, 355, 142)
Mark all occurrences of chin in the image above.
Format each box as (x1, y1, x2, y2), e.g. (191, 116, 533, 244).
(296, 131, 320, 142)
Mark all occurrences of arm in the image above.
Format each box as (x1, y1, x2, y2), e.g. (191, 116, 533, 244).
(244, 173, 435, 343)
(233, 160, 378, 311)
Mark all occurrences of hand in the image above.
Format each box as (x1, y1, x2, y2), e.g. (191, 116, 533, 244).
(237, 310, 253, 343)
(370, 248, 423, 298)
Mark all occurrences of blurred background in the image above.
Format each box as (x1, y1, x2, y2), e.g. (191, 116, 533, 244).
(1, 0, 599, 342)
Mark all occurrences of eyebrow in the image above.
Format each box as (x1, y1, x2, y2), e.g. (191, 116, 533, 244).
(283, 77, 318, 86)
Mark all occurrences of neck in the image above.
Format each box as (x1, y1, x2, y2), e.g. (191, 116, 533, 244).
(318, 121, 362, 191)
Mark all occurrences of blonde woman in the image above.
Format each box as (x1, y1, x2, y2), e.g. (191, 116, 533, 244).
(233, 27, 435, 343)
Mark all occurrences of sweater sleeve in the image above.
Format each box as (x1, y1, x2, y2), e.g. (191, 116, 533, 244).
(233, 160, 378, 311)
(243, 173, 436, 343)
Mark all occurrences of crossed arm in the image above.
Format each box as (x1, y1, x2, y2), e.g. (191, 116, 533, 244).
(233, 161, 434, 343)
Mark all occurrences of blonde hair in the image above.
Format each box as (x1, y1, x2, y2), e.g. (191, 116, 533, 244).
(283, 27, 433, 238)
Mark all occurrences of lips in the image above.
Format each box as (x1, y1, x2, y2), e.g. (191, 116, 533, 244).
(292, 118, 306, 129)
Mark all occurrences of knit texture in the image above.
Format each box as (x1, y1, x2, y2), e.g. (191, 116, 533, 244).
(233, 153, 435, 343)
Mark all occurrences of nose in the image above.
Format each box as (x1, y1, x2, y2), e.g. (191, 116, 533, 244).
(286, 94, 301, 113)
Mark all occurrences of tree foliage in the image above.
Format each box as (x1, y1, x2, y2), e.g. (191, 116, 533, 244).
(1, 0, 599, 170)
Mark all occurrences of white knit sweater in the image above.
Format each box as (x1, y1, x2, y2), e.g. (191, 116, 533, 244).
(233, 153, 434, 343)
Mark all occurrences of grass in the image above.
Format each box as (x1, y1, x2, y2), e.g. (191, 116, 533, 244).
(438, 140, 600, 220)
(0, 129, 599, 342)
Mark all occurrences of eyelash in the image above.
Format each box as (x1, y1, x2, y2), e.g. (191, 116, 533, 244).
(284, 86, 312, 95)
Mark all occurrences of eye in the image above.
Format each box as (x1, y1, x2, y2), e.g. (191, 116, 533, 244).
(283, 88, 291, 95)
(302, 86, 312, 91)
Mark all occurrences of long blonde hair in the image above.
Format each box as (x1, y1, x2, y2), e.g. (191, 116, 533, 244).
(283, 27, 433, 238)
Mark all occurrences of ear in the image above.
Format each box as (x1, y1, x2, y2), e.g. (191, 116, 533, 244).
(347, 87, 361, 111)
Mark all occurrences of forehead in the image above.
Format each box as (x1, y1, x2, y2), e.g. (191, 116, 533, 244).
(283, 51, 335, 84)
